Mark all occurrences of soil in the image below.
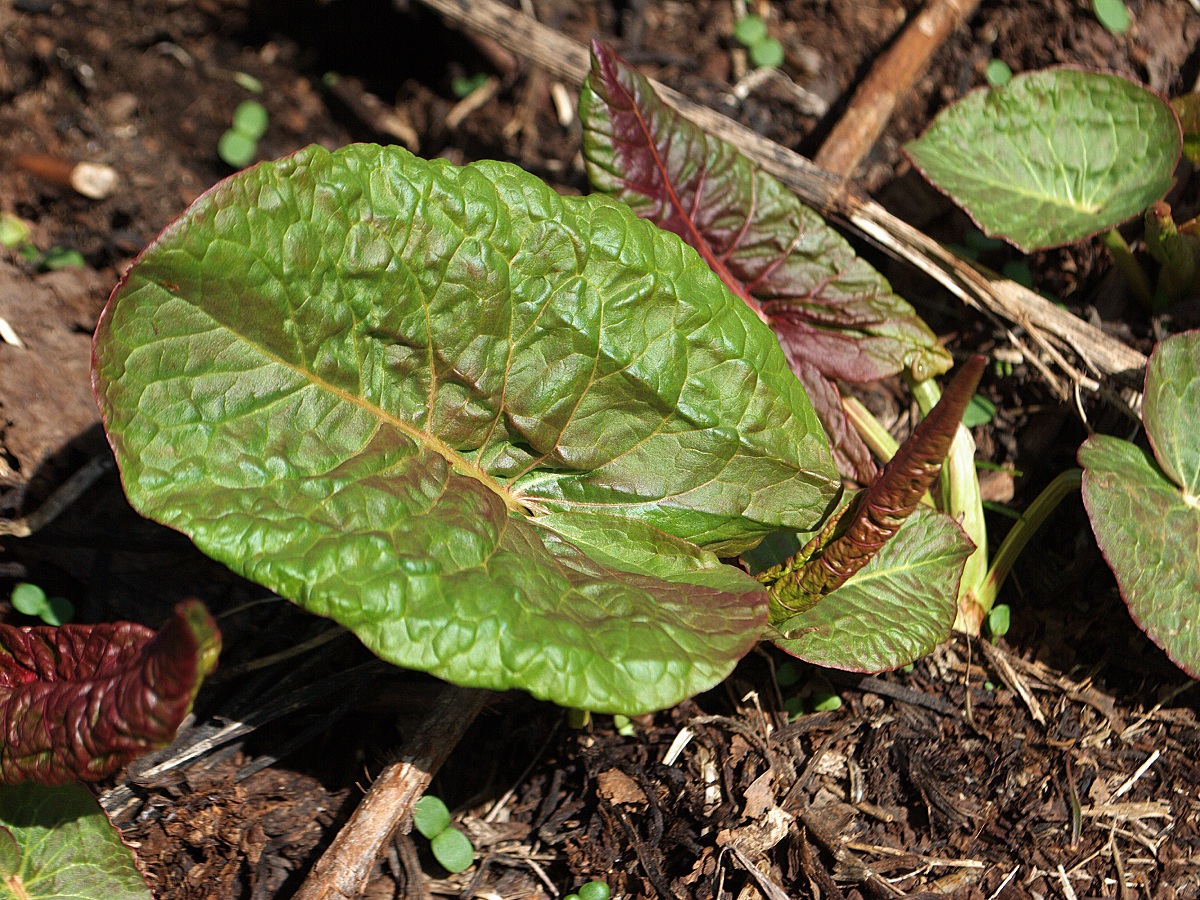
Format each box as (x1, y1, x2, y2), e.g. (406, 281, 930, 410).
(2, 1, 1200, 899)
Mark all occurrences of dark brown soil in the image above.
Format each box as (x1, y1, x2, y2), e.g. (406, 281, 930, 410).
(2, 1, 1199, 898)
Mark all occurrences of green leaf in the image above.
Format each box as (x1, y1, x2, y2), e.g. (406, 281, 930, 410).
(412, 796, 450, 839)
(430, 826, 474, 873)
(232, 100, 269, 141)
(904, 69, 1181, 252)
(985, 59, 1012, 87)
(733, 15, 767, 47)
(1092, 0, 1131, 34)
(961, 393, 996, 428)
(94, 143, 839, 715)
(218, 129, 257, 168)
(1080, 332, 1200, 678)
(578, 881, 611, 900)
(582, 42, 951, 482)
(772, 506, 972, 671)
(749, 38, 784, 70)
(0, 782, 151, 899)
(9, 584, 48, 619)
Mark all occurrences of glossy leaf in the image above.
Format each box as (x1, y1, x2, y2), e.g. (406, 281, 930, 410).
(413, 796, 451, 839)
(1080, 332, 1200, 677)
(904, 69, 1181, 252)
(430, 826, 474, 873)
(0, 600, 220, 785)
(93, 143, 840, 715)
(580, 41, 951, 481)
(0, 782, 151, 899)
(771, 506, 972, 671)
(770, 356, 984, 613)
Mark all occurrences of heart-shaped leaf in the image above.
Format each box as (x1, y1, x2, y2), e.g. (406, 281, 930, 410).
(905, 69, 1182, 252)
(0, 783, 151, 899)
(0, 600, 220, 785)
(771, 506, 972, 671)
(1080, 331, 1200, 677)
(93, 143, 840, 715)
(580, 42, 952, 481)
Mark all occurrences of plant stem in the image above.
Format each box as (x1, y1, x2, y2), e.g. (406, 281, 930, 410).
(1102, 228, 1155, 310)
(907, 375, 988, 632)
(975, 468, 1082, 613)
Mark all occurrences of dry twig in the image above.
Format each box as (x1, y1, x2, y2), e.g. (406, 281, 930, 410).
(292, 685, 489, 900)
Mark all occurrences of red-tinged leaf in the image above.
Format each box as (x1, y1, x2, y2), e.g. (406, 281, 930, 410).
(770, 356, 984, 614)
(0, 600, 220, 785)
(792, 359, 877, 484)
(580, 41, 952, 479)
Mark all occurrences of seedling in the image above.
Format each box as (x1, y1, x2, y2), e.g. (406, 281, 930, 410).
(984, 59, 1012, 87)
(612, 715, 637, 737)
(1092, 0, 1131, 35)
(986, 604, 1011, 641)
(567, 880, 611, 900)
(9, 583, 73, 626)
(451, 72, 490, 99)
(732, 15, 784, 70)
(218, 100, 269, 168)
(412, 796, 475, 874)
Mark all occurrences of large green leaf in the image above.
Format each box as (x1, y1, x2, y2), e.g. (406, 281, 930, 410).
(93, 143, 839, 714)
(581, 42, 951, 482)
(1080, 332, 1200, 678)
(905, 69, 1181, 252)
(0, 783, 150, 899)
(770, 506, 972, 671)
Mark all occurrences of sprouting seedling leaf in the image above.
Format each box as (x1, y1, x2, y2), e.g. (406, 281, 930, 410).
(1080, 330, 1200, 677)
(580, 41, 952, 482)
(430, 826, 474, 873)
(0, 782, 151, 899)
(769, 355, 984, 612)
(232, 100, 269, 141)
(749, 38, 784, 71)
(904, 69, 1181, 252)
(412, 796, 451, 840)
(1092, 0, 1131, 35)
(9, 584, 73, 627)
(985, 59, 1012, 87)
(733, 15, 767, 47)
(93, 142, 839, 716)
(0, 600, 220, 785)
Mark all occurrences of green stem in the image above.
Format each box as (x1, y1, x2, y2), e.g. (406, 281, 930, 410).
(1102, 228, 1155, 310)
(907, 375, 988, 629)
(975, 468, 1082, 612)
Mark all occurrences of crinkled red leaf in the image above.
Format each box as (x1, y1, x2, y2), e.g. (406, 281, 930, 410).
(0, 600, 220, 785)
(580, 41, 952, 481)
(772, 356, 984, 612)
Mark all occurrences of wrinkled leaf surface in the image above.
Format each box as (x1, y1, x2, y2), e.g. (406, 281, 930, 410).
(905, 69, 1181, 252)
(94, 143, 840, 714)
(0, 782, 150, 899)
(580, 42, 951, 481)
(1080, 332, 1200, 677)
(772, 506, 971, 671)
(0, 600, 219, 785)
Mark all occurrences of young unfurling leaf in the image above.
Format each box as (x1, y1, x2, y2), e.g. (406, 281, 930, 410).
(0, 600, 220, 785)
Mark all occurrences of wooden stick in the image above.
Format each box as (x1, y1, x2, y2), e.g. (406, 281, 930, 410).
(813, 0, 982, 179)
(292, 685, 489, 900)
(411, 0, 1147, 384)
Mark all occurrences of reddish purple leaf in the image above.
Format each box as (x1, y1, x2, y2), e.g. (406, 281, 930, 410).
(0, 600, 220, 785)
(580, 41, 952, 481)
(771, 356, 985, 613)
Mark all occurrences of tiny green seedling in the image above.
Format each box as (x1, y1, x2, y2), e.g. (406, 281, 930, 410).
(612, 715, 636, 737)
(565, 880, 612, 900)
(732, 15, 784, 70)
(218, 100, 269, 169)
(1092, 0, 1131, 35)
(412, 796, 474, 874)
(985, 603, 1011, 641)
(451, 73, 490, 99)
(985, 59, 1012, 87)
(9, 583, 73, 626)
